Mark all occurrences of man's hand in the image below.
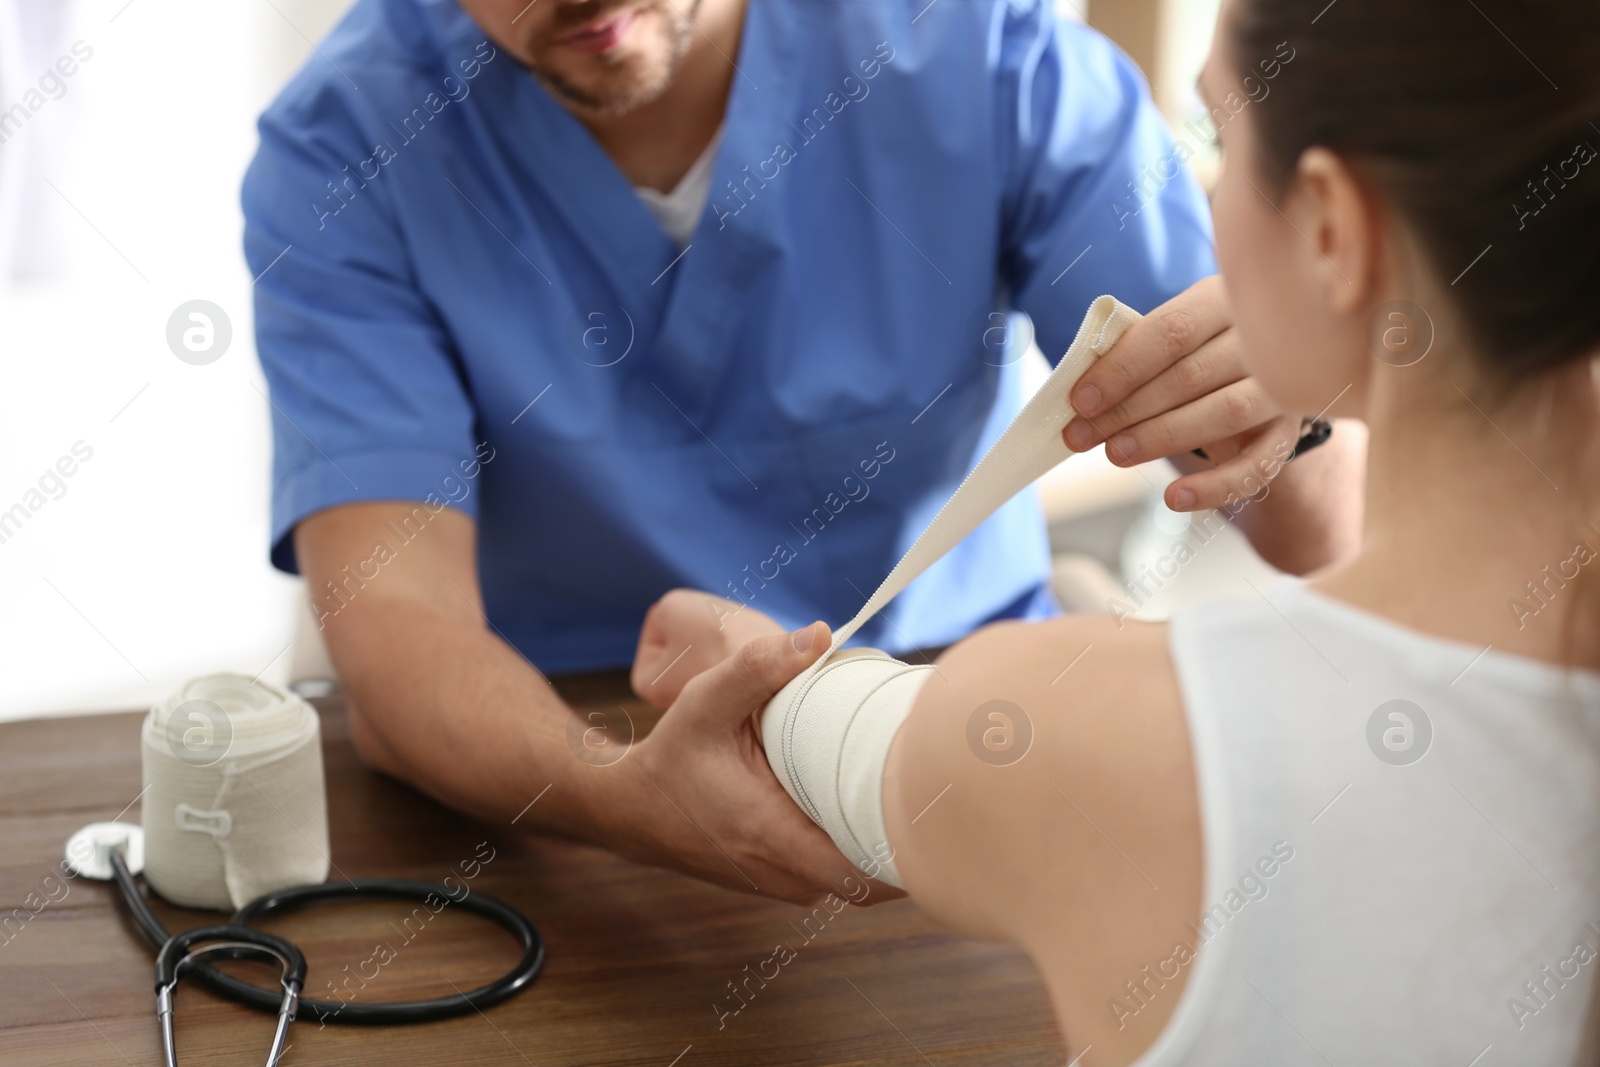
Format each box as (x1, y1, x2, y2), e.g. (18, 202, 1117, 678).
(1061, 275, 1364, 573)
(631, 590, 784, 710)
(610, 621, 903, 906)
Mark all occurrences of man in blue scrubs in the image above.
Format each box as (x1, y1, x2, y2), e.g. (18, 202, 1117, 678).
(243, 0, 1360, 903)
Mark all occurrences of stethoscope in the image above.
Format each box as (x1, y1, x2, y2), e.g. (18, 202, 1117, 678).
(65, 822, 546, 1067)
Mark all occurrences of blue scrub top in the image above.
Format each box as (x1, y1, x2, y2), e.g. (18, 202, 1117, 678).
(242, 0, 1216, 673)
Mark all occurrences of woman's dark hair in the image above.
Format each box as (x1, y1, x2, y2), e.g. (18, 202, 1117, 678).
(1232, 10, 1600, 1060)
(1232, 0, 1600, 380)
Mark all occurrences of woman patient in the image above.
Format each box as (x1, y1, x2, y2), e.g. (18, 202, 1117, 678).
(632, 0, 1600, 1061)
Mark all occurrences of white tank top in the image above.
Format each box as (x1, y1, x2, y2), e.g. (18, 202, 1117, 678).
(1137, 578, 1600, 1067)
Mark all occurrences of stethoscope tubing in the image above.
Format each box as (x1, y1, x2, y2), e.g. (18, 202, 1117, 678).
(110, 849, 545, 1024)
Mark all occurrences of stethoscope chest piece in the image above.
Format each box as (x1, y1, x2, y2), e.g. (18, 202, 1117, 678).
(63, 821, 145, 880)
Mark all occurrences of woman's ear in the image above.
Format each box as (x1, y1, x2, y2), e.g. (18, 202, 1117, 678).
(1290, 147, 1382, 314)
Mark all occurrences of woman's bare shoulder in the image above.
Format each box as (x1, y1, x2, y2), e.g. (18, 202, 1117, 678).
(936, 611, 1181, 703)
(883, 612, 1203, 1054)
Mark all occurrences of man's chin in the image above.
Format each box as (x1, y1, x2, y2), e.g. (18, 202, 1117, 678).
(537, 63, 674, 117)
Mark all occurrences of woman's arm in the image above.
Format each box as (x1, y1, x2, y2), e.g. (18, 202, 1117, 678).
(627, 588, 1207, 1054)
(882, 614, 1204, 1067)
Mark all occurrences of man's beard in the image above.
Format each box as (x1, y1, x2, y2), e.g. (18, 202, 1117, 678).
(532, 0, 700, 116)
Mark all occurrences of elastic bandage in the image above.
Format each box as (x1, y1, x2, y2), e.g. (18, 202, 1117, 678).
(759, 296, 1142, 890)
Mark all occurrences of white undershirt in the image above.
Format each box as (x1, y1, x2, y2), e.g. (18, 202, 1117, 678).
(634, 128, 722, 249)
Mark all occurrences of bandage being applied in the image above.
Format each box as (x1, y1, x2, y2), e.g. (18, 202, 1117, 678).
(759, 296, 1141, 888)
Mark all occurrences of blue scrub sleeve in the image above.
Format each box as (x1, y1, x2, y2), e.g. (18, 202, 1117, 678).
(243, 97, 482, 575)
(996, 5, 1218, 358)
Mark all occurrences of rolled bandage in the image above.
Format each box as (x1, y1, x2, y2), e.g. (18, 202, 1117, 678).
(141, 673, 330, 910)
(761, 296, 1141, 889)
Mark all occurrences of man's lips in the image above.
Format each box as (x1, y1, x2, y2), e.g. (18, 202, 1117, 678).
(554, 9, 639, 55)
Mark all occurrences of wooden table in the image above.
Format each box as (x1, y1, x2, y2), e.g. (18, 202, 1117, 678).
(0, 674, 1065, 1066)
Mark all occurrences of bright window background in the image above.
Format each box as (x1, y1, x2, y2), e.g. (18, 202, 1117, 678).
(0, 0, 1222, 721)
(0, 0, 352, 719)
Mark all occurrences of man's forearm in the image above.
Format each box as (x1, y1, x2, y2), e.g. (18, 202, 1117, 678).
(324, 593, 618, 840)
(293, 503, 870, 905)
(1168, 418, 1367, 576)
